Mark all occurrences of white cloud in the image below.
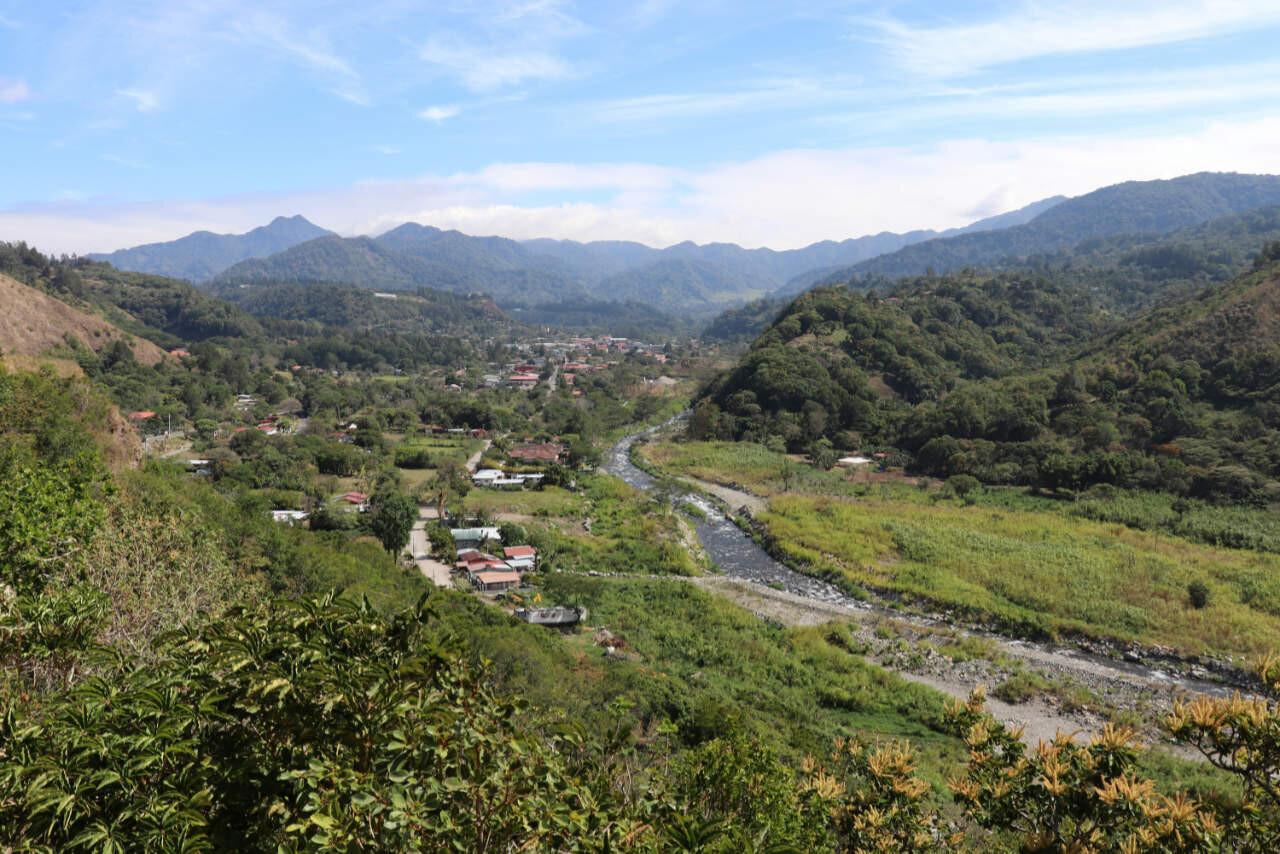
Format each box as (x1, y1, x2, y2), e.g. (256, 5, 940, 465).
(10, 116, 1280, 255)
(866, 0, 1280, 76)
(420, 38, 570, 91)
(0, 13, 18, 29)
(418, 104, 461, 123)
(371, 144, 402, 155)
(0, 77, 30, 104)
(116, 88, 158, 112)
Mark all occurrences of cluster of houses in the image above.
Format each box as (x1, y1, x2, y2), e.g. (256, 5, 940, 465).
(450, 527, 538, 592)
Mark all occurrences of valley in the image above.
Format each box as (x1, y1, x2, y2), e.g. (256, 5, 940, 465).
(8, 171, 1280, 850)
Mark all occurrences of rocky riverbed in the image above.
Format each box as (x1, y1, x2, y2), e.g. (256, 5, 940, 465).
(605, 423, 1250, 751)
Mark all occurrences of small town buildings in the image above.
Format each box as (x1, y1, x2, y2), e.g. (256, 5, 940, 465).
(503, 545, 537, 571)
(470, 569, 521, 593)
(508, 442, 565, 463)
(451, 527, 502, 546)
(336, 492, 368, 512)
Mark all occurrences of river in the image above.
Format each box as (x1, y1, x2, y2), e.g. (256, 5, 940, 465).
(603, 421, 1242, 705)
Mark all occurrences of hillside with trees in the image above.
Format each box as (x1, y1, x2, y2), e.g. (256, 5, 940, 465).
(87, 215, 332, 281)
(207, 279, 507, 335)
(816, 172, 1280, 282)
(695, 253, 1280, 501)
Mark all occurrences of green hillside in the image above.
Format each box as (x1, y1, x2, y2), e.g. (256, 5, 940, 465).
(208, 279, 507, 335)
(695, 255, 1280, 500)
(216, 234, 588, 306)
(819, 172, 1280, 282)
(87, 215, 332, 281)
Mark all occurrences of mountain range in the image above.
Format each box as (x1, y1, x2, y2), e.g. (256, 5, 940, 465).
(87, 196, 1065, 317)
(79, 172, 1280, 326)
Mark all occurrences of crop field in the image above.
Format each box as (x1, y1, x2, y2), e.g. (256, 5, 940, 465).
(761, 494, 1280, 659)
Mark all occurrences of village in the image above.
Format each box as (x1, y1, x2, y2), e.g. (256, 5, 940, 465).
(118, 333, 692, 626)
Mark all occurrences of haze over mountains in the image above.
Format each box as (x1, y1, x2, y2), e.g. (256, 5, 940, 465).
(80, 172, 1280, 326)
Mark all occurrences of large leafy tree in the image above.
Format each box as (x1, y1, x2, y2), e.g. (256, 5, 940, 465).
(367, 486, 416, 554)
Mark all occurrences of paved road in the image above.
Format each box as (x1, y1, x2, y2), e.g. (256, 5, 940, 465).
(463, 439, 491, 472)
(407, 437, 492, 586)
(408, 514, 453, 587)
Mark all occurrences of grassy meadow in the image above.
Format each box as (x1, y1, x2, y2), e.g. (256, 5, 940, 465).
(643, 439, 1280, 660)
(762, 495, 1280, 659)
(462, 485, 581, 518)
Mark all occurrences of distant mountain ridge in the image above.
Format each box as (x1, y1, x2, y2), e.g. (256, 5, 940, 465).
(95, 173, 1280, 324)
(88, 215, 332, 282)
(204, 195, 1066, 317)
(816, 172, 1280, 284)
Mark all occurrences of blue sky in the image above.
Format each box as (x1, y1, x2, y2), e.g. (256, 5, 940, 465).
(3, 0, 1280, 254)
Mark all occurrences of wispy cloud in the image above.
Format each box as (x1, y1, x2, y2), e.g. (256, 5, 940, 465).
(0, 78, 30, 104)
(371, 144, 402, 155)
(420, 38, 570, 91)
(116, 88, 158, 112)
(100, 153, 144, 169)
(229, 10, 356, 78)
(590, 75, 864, 123)
(418, 104, 461, 123)
(0, 13, 19, 29)
(820, 59, 1280, 130)
(865, 1, 1280, 76)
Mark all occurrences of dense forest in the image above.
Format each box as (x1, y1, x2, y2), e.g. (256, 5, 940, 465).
(695, 253, 1280, 502)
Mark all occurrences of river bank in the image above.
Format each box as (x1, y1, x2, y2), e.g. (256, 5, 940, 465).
(604, 423, 1248, 749)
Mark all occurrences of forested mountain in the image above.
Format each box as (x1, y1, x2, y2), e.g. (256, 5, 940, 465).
(208, 279, 507, 336)
(215, 235, 589, 306)
(700, 296, 790, 342)
(506, 299, 690, 338)
(523, 194, 1065, 295)
(706, 200, 1280, 344)
(696, 249, 1280, 501)
(149, 196, 1062, 319)
(376, 222, 580, 280)
(2, 241, 264, 349)
(597, 257, 774, 314)
(776, 194, 1068, 296)
(816, 173, 1280, 283)
(87, 215, 331, 282)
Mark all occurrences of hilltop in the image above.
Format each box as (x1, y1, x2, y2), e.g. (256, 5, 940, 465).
(88, 215, 332, 282)
(0, 272, 167, 365)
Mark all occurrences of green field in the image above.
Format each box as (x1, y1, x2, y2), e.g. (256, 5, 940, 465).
(463, 485, 581, 518)
(762, 494, 1280, 659)
(642, 439, 1280, 659)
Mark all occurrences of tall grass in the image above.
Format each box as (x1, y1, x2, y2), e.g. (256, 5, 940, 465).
(761, 495, 1280, 658)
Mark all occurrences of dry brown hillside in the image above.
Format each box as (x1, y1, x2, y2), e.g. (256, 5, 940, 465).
(0, 273, 167, 365)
